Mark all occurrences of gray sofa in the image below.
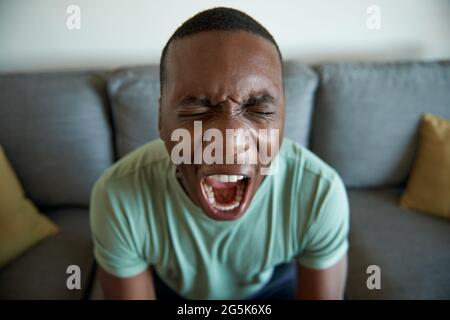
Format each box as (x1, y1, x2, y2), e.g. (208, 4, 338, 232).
(0, 61, 449, 299)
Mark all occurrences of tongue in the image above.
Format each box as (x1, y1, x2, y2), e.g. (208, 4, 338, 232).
(204, 177, 241, 204)
(213, 186, 237, 204)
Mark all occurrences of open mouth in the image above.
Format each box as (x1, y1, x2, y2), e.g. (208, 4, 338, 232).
(200, 174, 249, 219)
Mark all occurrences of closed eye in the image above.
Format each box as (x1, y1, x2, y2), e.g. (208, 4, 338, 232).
(177, 106, 212, 117)
(248, 109, 275, 115)
(177, 96, 213, 118)
(244, 95, 276, 117)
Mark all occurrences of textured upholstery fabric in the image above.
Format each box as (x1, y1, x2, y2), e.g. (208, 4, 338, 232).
(0, 71, 114, 207)
(107, 65, 161, 158)
(312, 62, 450, 188)
(282, 61, 319, 147)
(347, 189, 450, 299)
(0, 208, 94, 299)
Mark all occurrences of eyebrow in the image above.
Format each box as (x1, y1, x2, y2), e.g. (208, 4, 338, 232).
(179, 93, 276, 108)
(179, 96, 212, 107)
(244, 94, 276, 106)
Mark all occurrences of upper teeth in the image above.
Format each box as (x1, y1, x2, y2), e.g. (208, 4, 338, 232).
(209, 175, 245, 183)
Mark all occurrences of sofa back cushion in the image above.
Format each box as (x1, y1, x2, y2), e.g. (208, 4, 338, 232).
(107, 62, 319, 158)
(283, 61, 319, 148)
(107, 66, 161, 158)
(311, 62, 450, 188)
(0, 71, 114, 207)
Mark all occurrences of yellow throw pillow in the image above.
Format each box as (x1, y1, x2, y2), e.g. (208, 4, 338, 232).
(400, 113, 450, 219)
(0, 145, 59, 267)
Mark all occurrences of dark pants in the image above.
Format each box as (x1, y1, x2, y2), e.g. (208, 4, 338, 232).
(152, 262, 297, 300)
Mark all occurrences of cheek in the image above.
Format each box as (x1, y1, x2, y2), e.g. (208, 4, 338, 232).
(179, 165, 197, 183)
(263, 138, 281, 160)
(161, 126, 176, 156)
(159, 113, 172, 143)
(256, 124, 283, 161)
(161, 123, 197, 162)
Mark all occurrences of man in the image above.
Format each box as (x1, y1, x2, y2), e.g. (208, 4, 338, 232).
(90, 7, 349, 300)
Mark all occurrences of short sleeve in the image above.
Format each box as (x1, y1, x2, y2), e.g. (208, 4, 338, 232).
(297, 173, 349, 270)
(90, 177, 149, 278)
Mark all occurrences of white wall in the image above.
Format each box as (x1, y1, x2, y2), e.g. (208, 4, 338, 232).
(0, 0, 449, 73)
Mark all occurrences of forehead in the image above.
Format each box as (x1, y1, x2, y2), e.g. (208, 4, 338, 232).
(164, 31, 283, 98)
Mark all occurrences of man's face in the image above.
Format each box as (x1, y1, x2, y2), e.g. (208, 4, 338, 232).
(160, 31, 285, 221)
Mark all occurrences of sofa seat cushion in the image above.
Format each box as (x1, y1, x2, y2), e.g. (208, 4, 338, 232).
(346, 189, 450, 299)
(0, 208, 94, 299)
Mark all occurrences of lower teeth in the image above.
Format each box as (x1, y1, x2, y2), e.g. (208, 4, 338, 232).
(202, 181, 244, 211)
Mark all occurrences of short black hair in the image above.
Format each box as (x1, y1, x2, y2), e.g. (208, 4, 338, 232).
(159, 7, 283, 95)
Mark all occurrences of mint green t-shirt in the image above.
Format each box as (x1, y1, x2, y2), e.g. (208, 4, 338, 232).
(90, 138, 349, 299)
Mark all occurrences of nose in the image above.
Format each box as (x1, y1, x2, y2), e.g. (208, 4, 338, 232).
(207, 103, 258, 165)
(225, 128, 258, 165)
(217, 97, 242, 118)
(199, 98, 258, 165)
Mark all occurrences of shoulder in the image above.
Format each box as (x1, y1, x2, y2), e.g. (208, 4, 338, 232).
(91, 139, 170, 207)
(279, 138, 339, 187)
(90, 139, 169, 231)
(95, 139, 169, 189)
(103, 139, 169, 181)
(279, 140, 349, 266)
(279, 138, 348, 223)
